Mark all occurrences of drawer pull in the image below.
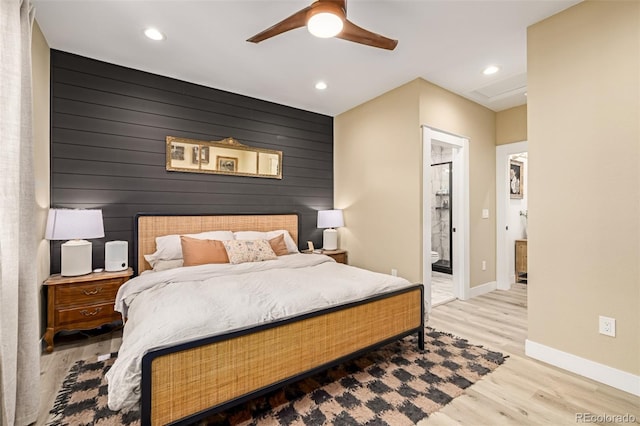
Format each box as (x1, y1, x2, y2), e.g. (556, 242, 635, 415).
(82, 287, 103, 296)
(80, 308, 102, 317)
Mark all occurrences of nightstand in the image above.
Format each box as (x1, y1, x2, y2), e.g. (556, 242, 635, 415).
(43, 268, 133, 353)
(321, 249, 348, 265)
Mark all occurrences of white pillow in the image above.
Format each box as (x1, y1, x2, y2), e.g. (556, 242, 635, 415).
(233, 230, 298, 253)
(152, 259, 184, 272)
(144, 230, 234, 267)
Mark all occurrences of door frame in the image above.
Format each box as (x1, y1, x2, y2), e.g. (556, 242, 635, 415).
(496, 140, 528, 290)
(422, 126, 470, 313)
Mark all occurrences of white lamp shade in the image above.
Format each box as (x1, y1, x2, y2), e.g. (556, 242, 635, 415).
(317, 209, 344, 229)
(45, 209, 105, 240)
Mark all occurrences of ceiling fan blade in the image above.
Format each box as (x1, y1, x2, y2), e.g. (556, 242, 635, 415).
(247, 6, 311, 43)
(337, 19, 398, 50)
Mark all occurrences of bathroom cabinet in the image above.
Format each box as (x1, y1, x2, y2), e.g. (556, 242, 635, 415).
(515, 239, 527, 283)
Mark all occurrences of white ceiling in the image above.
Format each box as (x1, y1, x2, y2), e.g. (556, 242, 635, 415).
(33, 0, 581, 117)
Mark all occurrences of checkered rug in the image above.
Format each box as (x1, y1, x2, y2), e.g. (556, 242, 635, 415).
(47, 329, 506, 426)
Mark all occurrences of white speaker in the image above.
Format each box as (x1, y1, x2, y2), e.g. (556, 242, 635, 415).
(105, 241, 128, 272)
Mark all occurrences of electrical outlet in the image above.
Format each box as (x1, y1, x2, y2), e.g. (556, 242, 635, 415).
(482, 260, 486, 271)
(391, 269, 398, 277)
(599, 316, 616, 337)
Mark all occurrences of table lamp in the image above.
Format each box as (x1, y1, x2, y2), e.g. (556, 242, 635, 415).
(45, 208, 105, 276)
(317, 209, 344, 250)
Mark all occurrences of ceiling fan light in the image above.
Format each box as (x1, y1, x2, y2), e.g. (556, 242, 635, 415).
(308, 12, 344, 38)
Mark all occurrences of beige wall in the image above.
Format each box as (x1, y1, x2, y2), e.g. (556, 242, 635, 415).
(528, 1, 639, 375)
(496, 104, 527, 145)
(32, 21, 50, 331)
(335, 78, 496, 287)
(335, 80, 422, 282)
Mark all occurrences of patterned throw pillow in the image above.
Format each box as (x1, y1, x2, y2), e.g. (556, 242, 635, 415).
(234, 230, 299, 253)
(223, 240, 278, 264)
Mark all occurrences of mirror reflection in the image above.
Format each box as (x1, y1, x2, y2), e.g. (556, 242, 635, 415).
(166, 136, 282, 179)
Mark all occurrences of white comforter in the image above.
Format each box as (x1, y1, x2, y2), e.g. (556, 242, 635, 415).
(106, 253, 414, 411)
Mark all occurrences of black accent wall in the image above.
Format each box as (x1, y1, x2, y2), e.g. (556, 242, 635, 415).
(50, 50, 333, 274)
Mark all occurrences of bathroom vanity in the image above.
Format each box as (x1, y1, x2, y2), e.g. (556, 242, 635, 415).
(515, 239, 528, 283)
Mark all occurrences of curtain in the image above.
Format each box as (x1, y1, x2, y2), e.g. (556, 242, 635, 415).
(0, 0, 40, 425)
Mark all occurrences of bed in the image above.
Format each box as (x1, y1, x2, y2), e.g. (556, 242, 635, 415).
(111, 213, 424, 426)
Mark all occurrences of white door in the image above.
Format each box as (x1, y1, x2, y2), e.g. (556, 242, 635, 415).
(422, 126, 470, 314)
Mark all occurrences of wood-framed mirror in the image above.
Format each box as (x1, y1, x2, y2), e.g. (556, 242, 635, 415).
(166, 136, 282, 179)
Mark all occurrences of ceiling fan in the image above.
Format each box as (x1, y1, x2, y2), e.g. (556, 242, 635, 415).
(247, 0, 398, 51)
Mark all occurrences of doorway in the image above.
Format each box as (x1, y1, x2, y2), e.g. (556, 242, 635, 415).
(431, 161, 453, 275)
(496, 141, 528, 290)
(422, 126, 469, 314)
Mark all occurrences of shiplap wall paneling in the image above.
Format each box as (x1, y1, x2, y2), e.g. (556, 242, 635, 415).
(50, 50, 333, 274)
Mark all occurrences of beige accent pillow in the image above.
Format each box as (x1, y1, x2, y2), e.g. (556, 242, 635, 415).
(180, 236, 229, 266)
(222, 240, 277, 264)
(268, 234, 289, 256)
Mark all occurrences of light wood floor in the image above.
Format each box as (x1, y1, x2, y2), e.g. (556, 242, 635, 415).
(37, 327, 123, 426)
(431, 271, 455, 306)
(422, 284, 639, 425)
(37, 285, 639, 425)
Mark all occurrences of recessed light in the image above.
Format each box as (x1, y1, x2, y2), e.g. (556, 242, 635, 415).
(483, 65, 500, 75)
(144, 28, 165, 41)
(315, 81, 328, 90)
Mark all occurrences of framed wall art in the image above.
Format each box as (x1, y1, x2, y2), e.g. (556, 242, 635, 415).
(510, 159, 524, 199)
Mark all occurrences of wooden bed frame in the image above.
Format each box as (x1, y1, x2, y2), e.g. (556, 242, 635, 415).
(134, 213, 425, 426)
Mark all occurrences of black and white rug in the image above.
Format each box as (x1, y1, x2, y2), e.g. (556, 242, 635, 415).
(47, 329, 506, 426)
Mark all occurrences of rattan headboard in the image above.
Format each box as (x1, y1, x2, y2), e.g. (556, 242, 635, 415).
(135, 213, 299, 274)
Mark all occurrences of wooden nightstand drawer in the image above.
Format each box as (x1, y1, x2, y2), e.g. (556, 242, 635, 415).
(328, 252, 347, 264)
(321, 249, 348, 265)
(44, 268, 133, 352)
(302, 249, 348, 264)
(56, 301, 117, 327)
(55, 279, 122, 306)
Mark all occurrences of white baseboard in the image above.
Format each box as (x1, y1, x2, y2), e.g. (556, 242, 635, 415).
(466, 281, 496, 299)
(525, 339, 640, 396)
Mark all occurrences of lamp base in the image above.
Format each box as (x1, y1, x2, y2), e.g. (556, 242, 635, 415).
(61, 239, 92, 276)
(323, 228, 338, 250)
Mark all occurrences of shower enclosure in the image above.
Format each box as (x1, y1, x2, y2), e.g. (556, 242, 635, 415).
(431, 161, 452, 274)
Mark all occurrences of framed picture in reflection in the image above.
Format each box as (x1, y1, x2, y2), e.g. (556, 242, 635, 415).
(217, 156, 238, 172)
(510, 159, 523, 199)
